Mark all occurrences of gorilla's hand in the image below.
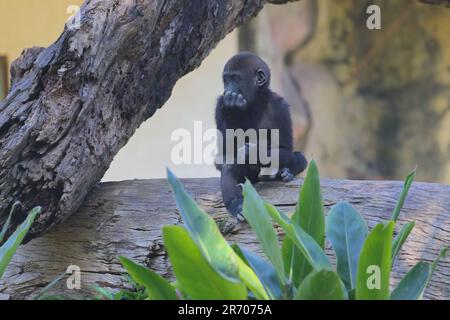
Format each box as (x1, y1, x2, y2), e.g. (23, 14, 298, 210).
(223, 91, 247, 108)
(278, 167, 295, 182)
(228, 198, 245, 222)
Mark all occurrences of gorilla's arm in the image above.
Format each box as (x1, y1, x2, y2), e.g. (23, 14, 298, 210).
(258, 148, 307, 181)
(220, 165, 244, 217)
(261, 96, 308, 181)
(219, 164, 259, 218)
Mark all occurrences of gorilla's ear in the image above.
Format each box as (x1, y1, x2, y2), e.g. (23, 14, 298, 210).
(256, 68, 267, 87)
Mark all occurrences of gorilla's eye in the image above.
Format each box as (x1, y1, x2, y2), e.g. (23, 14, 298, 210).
(223, 76, 229, 85)
(231, 75, 241, 82)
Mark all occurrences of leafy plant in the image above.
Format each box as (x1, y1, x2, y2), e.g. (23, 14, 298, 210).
(116, 162, 446, 300)
(0, 204, 41, 279)
(93, 269, 156, 301)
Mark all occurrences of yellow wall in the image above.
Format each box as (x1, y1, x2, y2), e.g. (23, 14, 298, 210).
(0, 0, 84, 84)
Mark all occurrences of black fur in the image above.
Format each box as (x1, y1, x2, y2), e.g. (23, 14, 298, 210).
(215, 52, 307, 218)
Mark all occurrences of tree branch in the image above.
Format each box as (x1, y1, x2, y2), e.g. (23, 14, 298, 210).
(0, 0, 299, 240)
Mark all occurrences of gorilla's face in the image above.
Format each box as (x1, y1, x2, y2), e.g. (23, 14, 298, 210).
(222, 69, 253, 108)
(221, 53, 270, 109)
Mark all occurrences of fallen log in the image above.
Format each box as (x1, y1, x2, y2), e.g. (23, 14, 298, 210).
(0, 177, 448, 300)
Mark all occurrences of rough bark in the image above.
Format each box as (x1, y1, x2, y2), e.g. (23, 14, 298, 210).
(0, 177, 448, 300)
(0, 0, 297, 240)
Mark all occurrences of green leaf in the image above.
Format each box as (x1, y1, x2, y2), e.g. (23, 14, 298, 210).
(294, 160, 325, 247)
(348, 288, 356, 300)
(167, 169, 269, 299)
(391, 221, 415, 263)
(94, 287, 115, 300)
(391, 247, 447, 300)
(119, 256, 178, 300)
(0, 202, 21, 244)
(391, 169, 416, 221)
(163, 226, 247, 300)
(326, 202, 368, 290)
(242, 180, 285, 283)
(431, 247, 448, 274)
(265, 203, 331, 271)
(295, 269, 348, 300)
(356, 221, 395, 300)
(390, 262, 430, 300)
(0, 206, 41, 279)
(234, 258, 270, 300)
(34, 271, 66, 300)
(281, 240, 295, 283)
(283, 160, 325, 286)
(232, 244, 282, 300)
(167, 169, 239, 281)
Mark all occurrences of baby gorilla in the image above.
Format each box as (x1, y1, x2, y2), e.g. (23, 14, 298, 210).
(215, 52, 308, 220)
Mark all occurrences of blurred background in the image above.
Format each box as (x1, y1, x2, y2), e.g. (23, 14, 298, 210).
(1, 0, 450, 184)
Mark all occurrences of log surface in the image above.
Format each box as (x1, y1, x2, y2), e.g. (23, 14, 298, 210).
(0, 177, 448, 300)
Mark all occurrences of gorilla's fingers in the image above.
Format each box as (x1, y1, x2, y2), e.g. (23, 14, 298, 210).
(224, 91, 232, 106)
(231, 92, 237, 106)
(237, 94, 246, 108)
(280, 168, 294, 182)
(236, 213, 246, 222)
(233, 203, 245, 222)
(229, 91, 235, 105)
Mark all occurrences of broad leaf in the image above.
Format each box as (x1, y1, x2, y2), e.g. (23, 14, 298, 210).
(295, 269, 348, 300)
(391, 169, 415, 221)
(294, 159, 325, 247)
(391, 247, 447, 300)
(242, 180, 285, 283)
(0, 206, 41, 278)
(232, 244, 282, 300)
(163, 226, 247, 300)
(326, 202, 368, 290)
(266, 203, 331, 271)
(391, 221, 415, 263)
(234, 255, 271, 300)
(167, 169, 269, 299)
(356, 221, 394, 300)
(283, 160, 325, 286)
(119, 256, 178, 300)
(167, 169, 239, 281)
